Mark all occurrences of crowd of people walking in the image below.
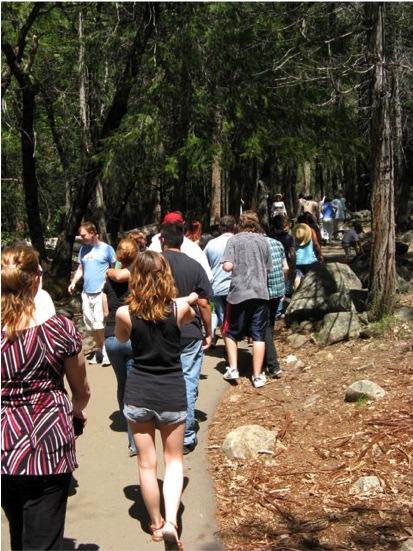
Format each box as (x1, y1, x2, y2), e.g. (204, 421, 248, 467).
(1, 192, 362, 550)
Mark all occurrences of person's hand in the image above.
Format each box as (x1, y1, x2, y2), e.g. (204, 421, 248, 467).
(187, 292, 199, 304)
(202, 335, 212, 350)
(68, 281, 76, 295)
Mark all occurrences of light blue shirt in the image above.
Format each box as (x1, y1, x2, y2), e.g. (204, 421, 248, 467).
(204, 233, 233, 296)
(332, 198, 346, 219)
(79, 242, 116, 293)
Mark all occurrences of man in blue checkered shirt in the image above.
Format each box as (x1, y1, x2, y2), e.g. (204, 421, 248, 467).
(265, 236, 289, 378)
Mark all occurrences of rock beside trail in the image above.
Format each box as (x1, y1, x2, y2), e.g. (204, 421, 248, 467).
(285, 262, 364, 326)
(222, 425, 276, 459)
(316, 312, 362, 346)
(345, 380, 385, 402)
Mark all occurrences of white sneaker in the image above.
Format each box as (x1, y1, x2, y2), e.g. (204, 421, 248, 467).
(88, 353, 99, 365)
(252, 373, 266, 388)
(223, 366, 239, 380)
(102, 353, 111, 367)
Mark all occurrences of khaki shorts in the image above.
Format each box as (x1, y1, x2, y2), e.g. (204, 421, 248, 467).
(82, 291, 105, 331)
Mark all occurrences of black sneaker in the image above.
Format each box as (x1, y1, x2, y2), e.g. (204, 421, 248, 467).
(183, 442, 196, 455)
(267, 366, 282, 379)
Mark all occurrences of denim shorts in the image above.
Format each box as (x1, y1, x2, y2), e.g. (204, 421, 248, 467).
(124, 404, 187, 427)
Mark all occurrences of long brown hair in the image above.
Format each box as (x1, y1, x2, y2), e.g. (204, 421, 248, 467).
(1, 244, 40, 340)
(127, 251, 177, 321)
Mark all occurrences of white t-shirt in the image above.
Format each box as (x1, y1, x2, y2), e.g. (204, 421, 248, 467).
(149, 234, 212, 281)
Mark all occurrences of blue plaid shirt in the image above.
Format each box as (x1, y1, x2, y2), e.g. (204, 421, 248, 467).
(266, 237, 286, 299)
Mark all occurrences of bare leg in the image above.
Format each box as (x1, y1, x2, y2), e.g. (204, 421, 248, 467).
(159, 421, 185, 525)
(252, 341, 266, 378)
(93, 328, 105, 350)
(129, 420, 163, 529)
(225, 337, 238, 368)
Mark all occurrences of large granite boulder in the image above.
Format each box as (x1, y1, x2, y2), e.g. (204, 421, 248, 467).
(285, 262, 364, 325)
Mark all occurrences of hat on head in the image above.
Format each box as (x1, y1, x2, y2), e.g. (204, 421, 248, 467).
(292, 223, 312, 247)
(162, 212, 184, 225)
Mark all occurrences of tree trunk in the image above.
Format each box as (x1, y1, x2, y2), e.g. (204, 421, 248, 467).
(303, 160, 311, 195)
(2, 5, 47, 258)
(366, 2, 396, 320)
(210, 151, 222, 225)
(20, 86, 47, 260)
(51, 3, 157, 280)
(391, 12, 409, 231)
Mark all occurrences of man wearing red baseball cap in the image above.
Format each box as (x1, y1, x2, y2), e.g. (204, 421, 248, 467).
(162, 211, 185, 225)
(149, 212, 212, 280)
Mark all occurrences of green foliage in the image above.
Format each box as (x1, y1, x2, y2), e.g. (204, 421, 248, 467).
(2, 1, 413, 249)
(356, 394, 369, 407)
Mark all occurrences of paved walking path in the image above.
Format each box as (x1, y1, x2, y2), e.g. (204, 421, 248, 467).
(1, 340, 227, 551)
(2, 242, 347, 551)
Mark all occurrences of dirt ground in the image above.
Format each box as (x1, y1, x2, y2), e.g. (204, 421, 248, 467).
(208, 286, 413, 550)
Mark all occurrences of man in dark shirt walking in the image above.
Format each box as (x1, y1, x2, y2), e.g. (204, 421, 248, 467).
(160, 222, 213, 454)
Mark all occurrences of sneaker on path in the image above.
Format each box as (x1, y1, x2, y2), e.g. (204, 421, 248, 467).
(267, 366, 282, 379)
(89, 350, 103, 365)
(223, 366, 239, 380)
(252, 373, 266, 388)
(102, 353, 111, 367)
(88, 353, 99, 365)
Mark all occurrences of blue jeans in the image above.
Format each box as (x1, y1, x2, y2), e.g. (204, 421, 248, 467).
(105, 336, 136, 453)
(180, 337, 203, 447)
(212, 295, 227, 340)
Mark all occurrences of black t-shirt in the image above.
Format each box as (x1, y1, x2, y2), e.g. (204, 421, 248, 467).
(163, 250, 213, 340)
(103, 275, 130, 338)
(271, 230, 294, 262)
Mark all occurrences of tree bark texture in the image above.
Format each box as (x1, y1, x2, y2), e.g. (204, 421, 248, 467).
(366, 2, 396, 320)
(210, 151, 222, 225)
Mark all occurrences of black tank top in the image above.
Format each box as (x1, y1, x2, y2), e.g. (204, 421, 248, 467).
(123, 305, 187, 412)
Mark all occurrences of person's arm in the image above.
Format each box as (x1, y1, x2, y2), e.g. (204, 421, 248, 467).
(282, 259, 289, 280)
(115, 305, 132, 343)
(102, 292, 109, 319)
(64, 351, 91, 420)
(175, 293, 198, 327)
(222, 261, 234, 272)
(107, 267, 130, 282)
(354, 237, 363, 254)
(288, 246, 296, 270)
(311, 229, 323, 263)
(68, 264, 83, 294)
(198, 297, 212, 350)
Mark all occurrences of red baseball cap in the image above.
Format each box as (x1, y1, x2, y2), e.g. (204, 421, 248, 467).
(162, 212, 184, 225)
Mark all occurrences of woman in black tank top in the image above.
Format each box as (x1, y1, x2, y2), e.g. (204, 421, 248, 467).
(115, 251, 197, 551)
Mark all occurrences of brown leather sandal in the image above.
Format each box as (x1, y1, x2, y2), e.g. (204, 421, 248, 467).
(162, 520, 183, 550)
(149, 518, 164, 542)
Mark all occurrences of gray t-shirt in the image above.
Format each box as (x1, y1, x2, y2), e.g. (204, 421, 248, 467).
(222, 232, 271, 304)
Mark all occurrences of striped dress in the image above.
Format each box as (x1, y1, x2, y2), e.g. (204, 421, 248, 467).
(1, 314, 82, 475)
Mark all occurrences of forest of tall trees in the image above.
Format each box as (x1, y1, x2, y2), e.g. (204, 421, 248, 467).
(2, 2, 413, 317)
